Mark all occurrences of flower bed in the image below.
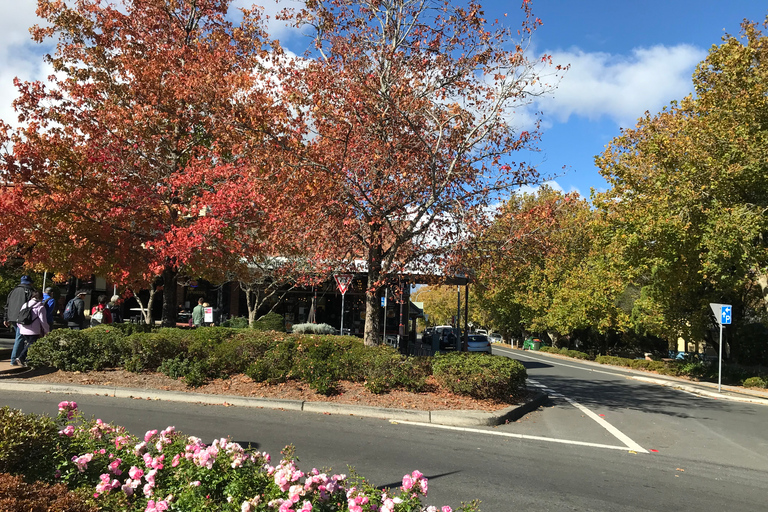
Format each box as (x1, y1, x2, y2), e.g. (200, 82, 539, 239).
(1, 402, 478, 512)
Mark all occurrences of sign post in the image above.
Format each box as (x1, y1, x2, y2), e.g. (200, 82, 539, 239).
(382, 288, 388, 343)
(709, 303, 732, 392)
(334, 274, 353, 335)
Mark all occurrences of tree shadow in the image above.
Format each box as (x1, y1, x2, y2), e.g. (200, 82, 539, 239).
(532, 374, 753, 420)
(375, 470, 461, 491)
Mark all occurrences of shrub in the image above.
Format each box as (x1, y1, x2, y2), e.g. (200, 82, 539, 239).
(742, 376, 767, 388)
(0, 473, 96, 512)
(252, 311, 286, 332)
(122, 330, 188, 372)
(595, 355, 634, 367)
(361, 347, 429, 394)
(2, 404, 475, 512)
(291, 323, 337, 335)
(245, 339, 297, 384)
(565, 349, 592, 360)
(538, 346, 554, 353)
(0, 407, 59, 482)
(27, 327, 125, 372)
(157, 356, 210, 386)
(432, 352, 527, 400)
(221, 316, 249, 328)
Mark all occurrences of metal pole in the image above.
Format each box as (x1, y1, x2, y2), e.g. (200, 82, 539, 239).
(42, 271, 47, 290)
(340, 292, 345, 336)
(718, 322, 723, 393)
(382, 288, 387, 343)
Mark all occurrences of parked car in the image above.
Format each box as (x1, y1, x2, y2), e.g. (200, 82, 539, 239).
(467, 334, 492, 353)
(475, 329, 488, 335)
(434, 325, 460, 351)
(488, 332, 503, 343)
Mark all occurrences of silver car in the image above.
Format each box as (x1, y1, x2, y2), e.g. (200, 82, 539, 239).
(467, 334, 492, 354)
(488, 332, 503, 344)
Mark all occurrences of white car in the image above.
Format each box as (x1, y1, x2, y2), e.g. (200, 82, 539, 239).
(475, 329, 488, 335)
(488, 332, 503, 343)
(467, 334, 492, 354)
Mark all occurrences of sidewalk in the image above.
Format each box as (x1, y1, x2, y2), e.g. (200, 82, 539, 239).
(504, 345, 768, 405)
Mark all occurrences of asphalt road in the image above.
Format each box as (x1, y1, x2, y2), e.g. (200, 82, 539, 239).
(3, 347, 768, 511)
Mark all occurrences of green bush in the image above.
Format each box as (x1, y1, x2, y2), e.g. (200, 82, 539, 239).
(245, 339, 297, 384)
(742, 376, 767, 388)
(432, 352, 527, 400)
(564, 349, 592, 360)
(360, 347, 430, 394)
(27, 327, 125, 372)
(0, 407, 59, 482)
(252, 311, 286, 332)
(291, 323, 337, 335)
(595, 355, 634, 367)
(221, 316, 250, 328)
(122, 330, 188, 372)
(538, 346, 554, 353)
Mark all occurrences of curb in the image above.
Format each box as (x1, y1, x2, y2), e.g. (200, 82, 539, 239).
(498, 346, 768, 405)
(0, 381, 547, 427)
(629, 376, 768, 405)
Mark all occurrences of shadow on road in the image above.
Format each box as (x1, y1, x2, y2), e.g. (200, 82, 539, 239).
(519, 361, 554, 370)
(375, 470, 461, 491)
(535, 374, 753, 420)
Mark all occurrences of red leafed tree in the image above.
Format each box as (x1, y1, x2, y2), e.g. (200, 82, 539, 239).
(285, 0, 563, 345)
(0, 0, 295, 325)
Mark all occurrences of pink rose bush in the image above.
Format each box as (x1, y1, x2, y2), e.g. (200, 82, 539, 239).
(43, 404, 479, 511)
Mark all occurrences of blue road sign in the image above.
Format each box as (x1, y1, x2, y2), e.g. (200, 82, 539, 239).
(381, 297, 386, 307)
(721, 305, 732, 325)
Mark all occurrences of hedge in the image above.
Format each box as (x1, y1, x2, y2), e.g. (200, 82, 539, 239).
(28, 326, 528, 401)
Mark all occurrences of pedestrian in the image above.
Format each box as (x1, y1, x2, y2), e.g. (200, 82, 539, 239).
(65, 290, 88, 330)
(16, 290, 50, 367)
(192, 297, 205, 327)
(42, 287, 57, 329)
(90, 294, 113, 326)
(4, 275, 36, 367)
(108, 294, 123, 323)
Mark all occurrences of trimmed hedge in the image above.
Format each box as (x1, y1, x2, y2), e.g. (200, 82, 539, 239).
(432, 352, 527, 400)
(28, 326, 528, 400)
(0, 407, 59, 483)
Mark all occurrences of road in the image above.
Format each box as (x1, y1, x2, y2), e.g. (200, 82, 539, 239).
(2, 347, 768, 511)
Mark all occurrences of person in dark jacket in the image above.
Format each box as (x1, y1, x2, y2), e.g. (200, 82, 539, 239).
(67, 290, 88, 330)
(42, 287, 57, 328)
(4, 275, 36, 366)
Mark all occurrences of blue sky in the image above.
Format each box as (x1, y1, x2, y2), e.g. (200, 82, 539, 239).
(1, 1, 765, 199)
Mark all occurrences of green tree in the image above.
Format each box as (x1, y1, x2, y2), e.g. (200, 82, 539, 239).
(594, 17, 768, 360)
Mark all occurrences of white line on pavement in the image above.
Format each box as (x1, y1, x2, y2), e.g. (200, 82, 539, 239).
(495, 346, 623, 377)
(528, 379, 648, 453)
(389, 420, 639, 453)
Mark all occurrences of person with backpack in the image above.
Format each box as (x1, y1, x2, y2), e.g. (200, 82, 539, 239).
(42, 287, 57, 329)
(4, 275, 36, 367)
(108, 294, 123, 323)
(90, 294, 113, 327)
(64, 290, 88, 330)
(16, 290, 50, 367)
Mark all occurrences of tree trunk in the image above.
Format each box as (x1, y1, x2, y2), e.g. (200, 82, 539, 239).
(758, 273, 768, 314)
(161, 267, 178, 327)
(363, 247, 383, 347)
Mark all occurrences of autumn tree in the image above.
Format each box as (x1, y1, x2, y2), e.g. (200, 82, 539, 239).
(283, 0, 562, 345)
(470, 187, 633, 349)
(0, 0, 294, 326)
(594, 17, 768, 359)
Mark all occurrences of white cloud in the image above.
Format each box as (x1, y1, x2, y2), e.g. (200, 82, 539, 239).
(514, 180, 565, 196)
(537, 44, 706, 128)
(0, 2, 51, 127)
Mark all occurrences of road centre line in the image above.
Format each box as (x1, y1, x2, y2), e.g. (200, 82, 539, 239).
(389, 420, 638, 453)
(528, 379, 648, 453)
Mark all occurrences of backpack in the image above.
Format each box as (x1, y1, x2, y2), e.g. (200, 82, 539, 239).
(18, 302, 35, 326)
(63, 298, 78, 322)
(90, 306, 105, 326)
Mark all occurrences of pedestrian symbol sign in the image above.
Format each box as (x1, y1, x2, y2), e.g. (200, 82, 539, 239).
(721, 305, 731, 325)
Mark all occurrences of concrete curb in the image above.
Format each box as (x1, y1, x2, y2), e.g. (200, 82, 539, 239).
(629, 376, 768, 405)
(0, 380, 546, 427)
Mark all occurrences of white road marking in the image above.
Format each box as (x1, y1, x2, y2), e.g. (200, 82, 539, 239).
(528, 378, 648, 453)
(389, 420, 639, 452)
